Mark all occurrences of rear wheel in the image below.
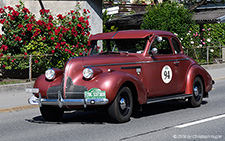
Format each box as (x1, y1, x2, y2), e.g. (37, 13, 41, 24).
(189, 77, 204, 107)
(40, 106, 64, 121)
(108, 87, 133, 123)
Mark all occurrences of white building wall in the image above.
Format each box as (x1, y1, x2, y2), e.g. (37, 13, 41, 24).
(0, 0, 102, 35)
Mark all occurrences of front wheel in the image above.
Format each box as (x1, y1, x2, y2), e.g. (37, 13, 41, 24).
(108, 87, 133, 123)
(40, 106, 64, 121)
(188, 77, 204, 107)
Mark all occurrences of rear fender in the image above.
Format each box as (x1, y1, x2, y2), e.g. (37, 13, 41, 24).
(185, 65, 212, 94)
(86, 71, 147, 104)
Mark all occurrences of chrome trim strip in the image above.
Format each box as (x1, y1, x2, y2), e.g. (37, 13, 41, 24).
(121, 66, 142, 69)
(147, 93, 192, 104)
(84, 58, 190, 68)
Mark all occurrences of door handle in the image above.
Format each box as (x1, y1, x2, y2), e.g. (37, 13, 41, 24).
(174, 61, 180, 66)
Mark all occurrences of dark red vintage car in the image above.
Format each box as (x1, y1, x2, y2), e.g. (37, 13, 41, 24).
(26, 30, 213, 123)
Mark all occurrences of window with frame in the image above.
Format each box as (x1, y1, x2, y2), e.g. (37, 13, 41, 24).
(172, 38, 181, 54)
(151, 37, 173, 55)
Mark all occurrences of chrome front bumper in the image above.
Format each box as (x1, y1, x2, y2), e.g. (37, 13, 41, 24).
(26, 88, 109, 108)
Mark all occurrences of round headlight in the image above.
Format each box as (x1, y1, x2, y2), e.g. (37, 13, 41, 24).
(45, 69, 55, 80)
(83, 68, 93, 79)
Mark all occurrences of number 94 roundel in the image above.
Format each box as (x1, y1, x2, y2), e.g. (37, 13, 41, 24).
(161, 65, 172, 84)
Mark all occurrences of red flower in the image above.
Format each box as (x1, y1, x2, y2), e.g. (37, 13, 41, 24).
(8, 6, 14, 11)
(48, 15, 53, 22)
(36, 20, 45, 26)
(26, 24, 33, 31)
(11, 59, 15, 62)
(78, 17, 84, 22)
(15, 36, 22, 41)
(83, 9, 87, 13)
(61, 41, 66, 45)
(18, 24, 23, 28)
(0, 19, 5, 24)
(42, 37, 46, 41)
(77, 24, 82, 28)
(0, 8, 5, 13)
(35, 60, 38, 64)
(24, 52, 28, 55)
(87, 9, 90, 13)
(24, 15, 29, 20)
(16, 5, 20, 8)
(0, 34, 2, 38)
(51, 50, 55, 54)
(57, 14, 65, 19)
(2, 65, 6, 68)
(0, 53, 3, 57)
(51, 37, 54, 41)
(79, 52, 83, 56)
(22, 7, 30, 13)
(2, 45, 8, 51)
(59, 34, 63, 38)
(12, 10, 19, 16)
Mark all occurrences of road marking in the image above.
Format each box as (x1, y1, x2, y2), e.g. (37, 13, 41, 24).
(0, 105, 38, 113)
(175, 114, 225, 128)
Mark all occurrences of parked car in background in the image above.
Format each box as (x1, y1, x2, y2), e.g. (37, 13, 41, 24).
(26, 30, 213, 123)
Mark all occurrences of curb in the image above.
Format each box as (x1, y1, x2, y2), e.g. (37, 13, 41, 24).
(0, 82, 34, 93)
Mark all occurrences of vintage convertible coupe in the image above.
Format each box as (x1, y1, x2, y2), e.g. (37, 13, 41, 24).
(26, 30, 213, 123)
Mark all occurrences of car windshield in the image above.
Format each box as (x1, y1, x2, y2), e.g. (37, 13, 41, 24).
(90, 38, 148, 55)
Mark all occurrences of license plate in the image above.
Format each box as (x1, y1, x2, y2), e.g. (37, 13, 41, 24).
(84, 88, 106, 99)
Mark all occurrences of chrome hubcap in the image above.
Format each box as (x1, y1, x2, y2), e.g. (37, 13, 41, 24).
(120, 98, 126, 110)
(194, 86, 199, 97)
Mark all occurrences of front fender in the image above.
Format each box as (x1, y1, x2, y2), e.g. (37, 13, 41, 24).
(86, 71, 147, 104)
(185, 65, 212, 94)
(33, 68, 63, 98)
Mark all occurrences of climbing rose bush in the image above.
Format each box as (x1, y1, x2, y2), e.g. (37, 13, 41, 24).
(0, 1, 91, 72)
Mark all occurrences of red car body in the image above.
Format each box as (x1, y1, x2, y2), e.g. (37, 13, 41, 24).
(27, 30, 213, 122)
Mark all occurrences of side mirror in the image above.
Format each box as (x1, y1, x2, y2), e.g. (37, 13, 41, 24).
(151, 48, 158, 55)
(156, 36, 163, 43)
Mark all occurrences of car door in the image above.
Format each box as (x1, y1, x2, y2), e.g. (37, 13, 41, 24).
(145, 36, 179, 97)
(171, 37, 192, 93)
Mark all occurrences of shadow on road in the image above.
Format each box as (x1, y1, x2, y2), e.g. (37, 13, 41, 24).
(25, 100, 208, 124)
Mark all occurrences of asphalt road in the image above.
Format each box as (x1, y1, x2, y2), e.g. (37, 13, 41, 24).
(0, 79, 225, 141)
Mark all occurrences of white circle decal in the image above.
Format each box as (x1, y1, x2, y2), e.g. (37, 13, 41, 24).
(161, 65, 172, 84)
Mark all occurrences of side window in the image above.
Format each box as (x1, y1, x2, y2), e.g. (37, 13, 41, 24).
(151, 37, 173, 55)
(172, 38, 181, 54)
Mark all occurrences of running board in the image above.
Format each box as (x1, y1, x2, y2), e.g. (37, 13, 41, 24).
(147, 94, 192, 104)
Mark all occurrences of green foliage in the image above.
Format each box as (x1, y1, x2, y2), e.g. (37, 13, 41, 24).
(141, 1, 195, 39)
(0, 1, 91, 73)
(103, 10, 117, 33)
(180, 24, 224, 64)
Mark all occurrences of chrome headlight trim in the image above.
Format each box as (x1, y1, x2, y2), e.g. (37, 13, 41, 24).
(83, 68, 93, 79)
(45, 69, 55, 80)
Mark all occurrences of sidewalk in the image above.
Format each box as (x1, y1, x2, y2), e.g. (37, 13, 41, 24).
(202, 63, 225, 81)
